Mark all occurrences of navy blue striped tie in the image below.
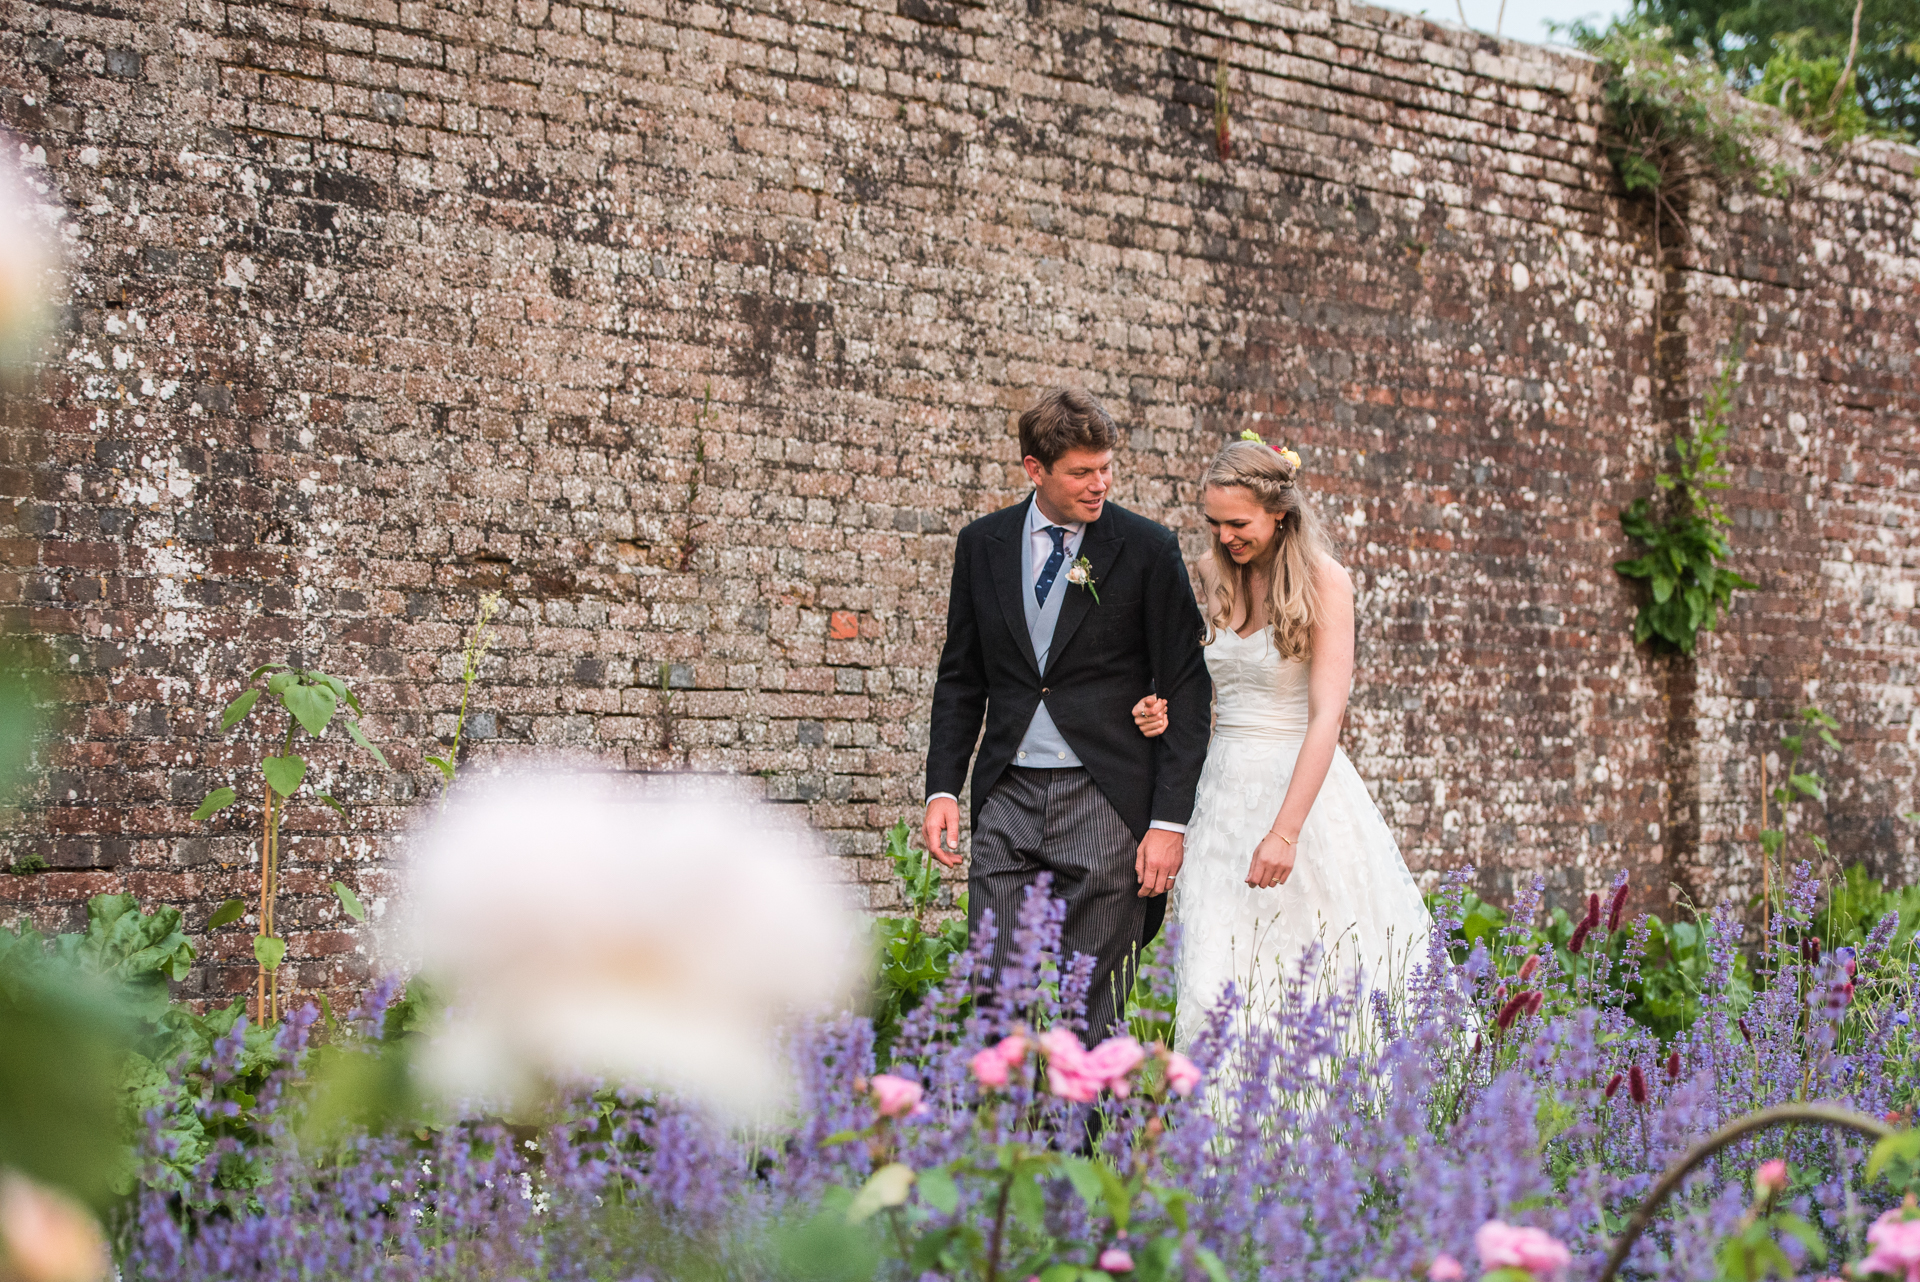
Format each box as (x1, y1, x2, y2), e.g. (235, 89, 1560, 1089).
(1035, 526, 1068, 606)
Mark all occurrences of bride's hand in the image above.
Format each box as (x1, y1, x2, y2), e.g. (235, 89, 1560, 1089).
(1246, 831, 1297, 889)
(1131, 695, 1169, 738)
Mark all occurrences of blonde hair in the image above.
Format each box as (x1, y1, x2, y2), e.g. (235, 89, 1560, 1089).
(1201, 438, 1332, 662)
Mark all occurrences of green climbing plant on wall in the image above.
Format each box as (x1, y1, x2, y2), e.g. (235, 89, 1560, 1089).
(1614, 341, 1759, 654)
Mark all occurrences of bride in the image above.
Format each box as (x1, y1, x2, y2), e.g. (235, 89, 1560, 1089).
(1133, 431, 1428, 1046)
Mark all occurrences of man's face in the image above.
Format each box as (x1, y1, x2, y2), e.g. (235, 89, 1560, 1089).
(1023, 448, 1114, 524)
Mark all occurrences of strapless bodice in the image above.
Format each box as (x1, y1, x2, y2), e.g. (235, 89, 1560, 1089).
(1205, 626, 1310, 740)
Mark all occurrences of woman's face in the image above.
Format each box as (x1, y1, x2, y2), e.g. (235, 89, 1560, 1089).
(1204, 485, 1281, 565)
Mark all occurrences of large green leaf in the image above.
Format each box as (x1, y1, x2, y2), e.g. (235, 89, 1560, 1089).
(219, 688, 261, 733)
(254, 935, 287, 971)
(191, 787, 236, 822)
(262, 755, 307, 797)
(1868, 1129, 1920, 1180)
(917, 1164, 958, 1215)
(280, 681, 337, 739)
(206, 897, 247, 930)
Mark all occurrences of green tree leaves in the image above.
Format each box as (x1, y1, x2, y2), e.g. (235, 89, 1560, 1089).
(1629, 0, 1918, 137)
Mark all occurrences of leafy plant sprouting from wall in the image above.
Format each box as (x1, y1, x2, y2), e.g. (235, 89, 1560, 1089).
(192, 666, 388, 1023)
(1614, 341, 1758, 654)
(425, 591, 503, 806)
(1571, 21, 1803, 263)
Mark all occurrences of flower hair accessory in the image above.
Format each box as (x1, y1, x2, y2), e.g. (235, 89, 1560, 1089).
(1239, 428, 1301, 471)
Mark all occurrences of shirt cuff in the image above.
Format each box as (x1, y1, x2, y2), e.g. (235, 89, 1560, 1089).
(926, 792, 958, 804)
(1148, 820, 1187, 835)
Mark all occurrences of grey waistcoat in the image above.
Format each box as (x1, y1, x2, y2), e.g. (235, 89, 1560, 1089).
(1015, 515, 1084, 768)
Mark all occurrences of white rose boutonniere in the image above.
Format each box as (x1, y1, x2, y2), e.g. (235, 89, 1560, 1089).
(1065, 556, 1099, 604)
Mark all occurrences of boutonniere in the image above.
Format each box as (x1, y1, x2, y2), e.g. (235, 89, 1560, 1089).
(1065, 556, 1100, 604)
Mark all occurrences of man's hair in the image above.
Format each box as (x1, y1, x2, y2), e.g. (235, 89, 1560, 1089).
(1017, 388, 1121, 469)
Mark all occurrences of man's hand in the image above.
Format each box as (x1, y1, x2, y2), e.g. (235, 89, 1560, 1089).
(924, 796, 964, 868)
(1135, 828, 1183, 897)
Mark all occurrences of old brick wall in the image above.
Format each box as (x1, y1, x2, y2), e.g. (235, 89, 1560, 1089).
(1, 0, 1915, 1005)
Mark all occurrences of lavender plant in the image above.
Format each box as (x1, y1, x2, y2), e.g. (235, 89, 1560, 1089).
(113, 862, 1920, 1282)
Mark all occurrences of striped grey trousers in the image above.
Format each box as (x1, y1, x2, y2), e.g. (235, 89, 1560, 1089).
(968, 766, 1143, 1044)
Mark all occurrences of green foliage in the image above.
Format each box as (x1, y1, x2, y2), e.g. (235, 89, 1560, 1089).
(1629, 0, 1920, 138)
(0, 929, 128, 1207)
(0, 895, 292, 1202)
(1632, 914, 1755, 1039)
(332, 880, 368, 922)
(1124, 934, 1178, 1048)
(828, 1068, 1225, 1282)
(196, 662, 387, 1016)
(427, 592, 503, 800)
(201, 663, 386, 822)
(1439, 889, 1753, 1041)
(1571, 20, 1801, 202)
(870, 821, 968, 1061)
(1716, 1198, 1828, 1281)
(1754, 39, 1876, 138)
(1757, 706, 1842, 923)
(6, 850, 48, 874)
(1814, 863, 1920, 955)
(1615, 342, 1759, 654)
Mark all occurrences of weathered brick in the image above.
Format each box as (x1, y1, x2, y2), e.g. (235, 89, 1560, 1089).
(1, 0, 1914, 1006)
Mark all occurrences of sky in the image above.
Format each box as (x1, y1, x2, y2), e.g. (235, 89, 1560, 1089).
(1376, 0, 1631, 48)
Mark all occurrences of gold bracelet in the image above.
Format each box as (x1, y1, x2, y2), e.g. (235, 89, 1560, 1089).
(1271, 831, 1296, 847)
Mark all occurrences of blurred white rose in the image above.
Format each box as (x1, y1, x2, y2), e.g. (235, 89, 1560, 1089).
(0, 1171, 108, 1282)
(395, 773, 863, 1115)
(0, 147, 59, 367)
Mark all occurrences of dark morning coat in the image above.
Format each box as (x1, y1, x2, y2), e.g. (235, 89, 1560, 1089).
(925, 496, 1213, 882)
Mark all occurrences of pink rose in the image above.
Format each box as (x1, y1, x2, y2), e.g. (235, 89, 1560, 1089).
(1753, 1159, 1788, 1195)
(1860, 1209, 1920, 1282)
(1084, 1035, 1146, 1078)
(1097, 1246, 1135, 1272)
(1475, 1220, 1571, 1278)
(1164, 1051, 1201, 1097)
(1428, 1254, 1464, 1282)
(1038, 1029, 1105, 1102)
(1037, 1027, 1084, 1061)
(992, 1032, 1029, 1066)
(971, 1047, 1011, 1088)
(869, 1073, 924, 1118)
(1084, 1036, 1147, 1097)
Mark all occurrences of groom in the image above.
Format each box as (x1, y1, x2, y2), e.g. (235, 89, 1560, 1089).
(924, 388, 1212, 1042)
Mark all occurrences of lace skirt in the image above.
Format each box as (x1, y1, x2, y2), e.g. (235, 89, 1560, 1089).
(1171, 732, 1430, 1049)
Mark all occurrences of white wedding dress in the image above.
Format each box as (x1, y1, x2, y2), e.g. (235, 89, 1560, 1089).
(1172, 625, 1430, 1048)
